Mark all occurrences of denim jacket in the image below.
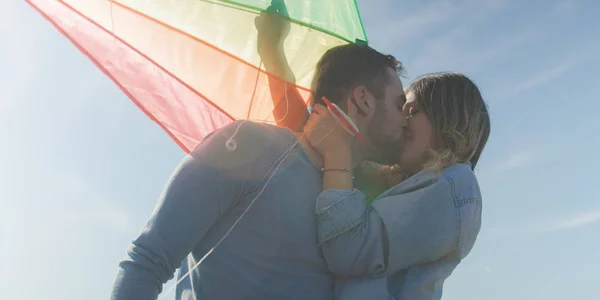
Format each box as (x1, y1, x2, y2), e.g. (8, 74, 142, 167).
(316, 162, 483, 300)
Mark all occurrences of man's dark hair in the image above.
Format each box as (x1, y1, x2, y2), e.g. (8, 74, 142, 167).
(310, 44, 404, 107)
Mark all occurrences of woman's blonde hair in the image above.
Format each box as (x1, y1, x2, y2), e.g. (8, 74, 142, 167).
(355, 72, 490, 201)
(408, 72, 490, 171)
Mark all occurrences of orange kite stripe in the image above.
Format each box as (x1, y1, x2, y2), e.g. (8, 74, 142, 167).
(27, 0, 312, 151)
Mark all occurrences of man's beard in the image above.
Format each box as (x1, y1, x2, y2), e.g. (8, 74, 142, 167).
(366, 114, 405, 165)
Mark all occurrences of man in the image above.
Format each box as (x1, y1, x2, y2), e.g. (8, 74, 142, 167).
(110, 14, 408, 300)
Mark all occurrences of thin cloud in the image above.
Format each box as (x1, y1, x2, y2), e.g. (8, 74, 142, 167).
(483, 147, 550, 173)
(9, 168, 137, 236)
(475, 146, 554, 182)
(485, 210, 600, 240)
(52, 202, 135, 234)
(0, 1, 42, 112)
(501, 44, 600, 99)
(545, 210, 600, 231)
(367, 0, 462, 49)
(496, 150, 540, 171)
(400, 0, 577, 76)
(46, 171, 136, 234)
(361, 0, 508, 54)
(509, 61, 580, 96)
(411, 26, 537, 74)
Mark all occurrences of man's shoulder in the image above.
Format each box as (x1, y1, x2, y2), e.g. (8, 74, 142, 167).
(191, 121, 299, 164)
(217, 120, 297, 150)
(228, 120, 295, 138)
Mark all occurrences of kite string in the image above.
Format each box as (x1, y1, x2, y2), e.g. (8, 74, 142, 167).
(159, 47, 304, 296)
(108, 0, 116, 44)
(158, 121, 335, 298)
(160, 137, 299, 298)
(226, 58, 291, 151)
(225, 81, 290, 151)
(106, 0, 118, 62)
(164, 17, 316, 296)
(250, 60, 292, 124)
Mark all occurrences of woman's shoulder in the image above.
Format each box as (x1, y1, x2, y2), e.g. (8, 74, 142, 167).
(440, 162, 482, 206)
(440, 163, 483, 257)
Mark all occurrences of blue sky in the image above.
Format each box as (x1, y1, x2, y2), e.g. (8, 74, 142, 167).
(1, 0, 599, 299)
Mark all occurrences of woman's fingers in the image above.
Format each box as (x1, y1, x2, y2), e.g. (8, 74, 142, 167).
(312, 104, 328, 115)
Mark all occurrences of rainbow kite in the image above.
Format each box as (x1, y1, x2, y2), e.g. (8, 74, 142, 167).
(27, 0, 368, 152)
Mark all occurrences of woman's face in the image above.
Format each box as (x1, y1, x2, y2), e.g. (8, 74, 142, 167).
(399, 91, 435, 171)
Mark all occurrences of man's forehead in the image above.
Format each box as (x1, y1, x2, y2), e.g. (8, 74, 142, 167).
(386, 72, 405, 96)
(383, 67, 402, 84)
(397, 75, 405, 91)
(398, 81, 405, 95)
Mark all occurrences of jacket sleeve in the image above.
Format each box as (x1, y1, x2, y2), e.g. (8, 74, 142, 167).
(315, 179, 457, 278)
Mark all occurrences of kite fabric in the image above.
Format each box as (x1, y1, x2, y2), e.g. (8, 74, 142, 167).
(27, 0, 368, 152)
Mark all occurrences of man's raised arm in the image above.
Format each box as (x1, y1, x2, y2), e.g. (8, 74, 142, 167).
(256, 8, 309, 132)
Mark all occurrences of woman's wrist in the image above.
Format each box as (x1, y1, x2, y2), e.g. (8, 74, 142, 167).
(323, 150, 353, 170)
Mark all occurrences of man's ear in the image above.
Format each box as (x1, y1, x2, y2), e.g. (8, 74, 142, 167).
(351, 85, 374, 116)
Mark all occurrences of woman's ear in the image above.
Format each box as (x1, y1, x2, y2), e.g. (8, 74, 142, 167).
(351, 86, 373, 116)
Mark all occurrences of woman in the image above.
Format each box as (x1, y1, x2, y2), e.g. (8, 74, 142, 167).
(305, 72, 491, 299)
